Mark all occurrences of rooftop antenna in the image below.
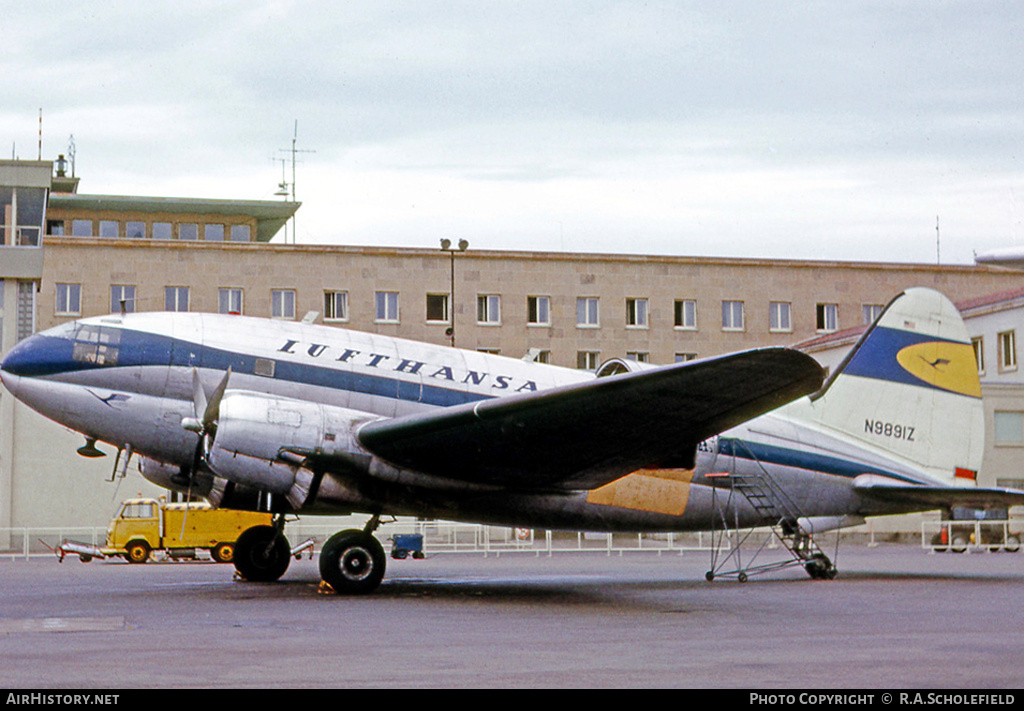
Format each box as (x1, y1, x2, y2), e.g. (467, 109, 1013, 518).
(273, 157, 290, 242)
(38, 108, 42, 160)
(278, 120, 315, 244)
(936, 215, 940, 265)
(68, 135, 76, 177)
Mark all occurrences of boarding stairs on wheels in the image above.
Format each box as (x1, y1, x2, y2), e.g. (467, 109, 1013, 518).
(706, 443, 838, 582)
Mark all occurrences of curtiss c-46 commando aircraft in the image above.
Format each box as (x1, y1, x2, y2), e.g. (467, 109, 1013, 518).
(2, 287, 1021, 592)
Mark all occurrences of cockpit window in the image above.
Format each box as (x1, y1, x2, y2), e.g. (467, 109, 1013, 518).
(48, 321, 81, 339)
(71, 325, 121, 366)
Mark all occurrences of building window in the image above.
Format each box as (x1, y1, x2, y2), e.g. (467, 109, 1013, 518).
(722, 300, 744, 331)
(72, 220, 92, 237)
(55, 283, 81, 316)
(674, 299, 696, 330)
(110, 285, 136, 313)
(205, 224, 225, 241)
(769, 302, 792, 332)
(230, 225, 251, 242)
(178, 223, 199, 241)
(626, 351, 649, 363)
(375, 291, 400, 323)
(477, 294, 501, 325)
(165, 286, 189, 312)
(999, 330, 1017, 371)
(577, 350, 600, 370)
(625, 298, 649, 328)
(675, 353, 698, 362)
(16, 281, 35, 341)
(271, 289, 296, 320)
(426, 293, 450, 322)
(863, 304, 884, 325)
(324, 291, 348, 321)
(577, 297, 599, 327)
(219, 288, 244, 315)
(477, 347, 501, 355)
(527, 296, 551, 326)
(994, 411, 1024, 445)
(126, 221, 146, 239)
(972, 337, 985, 375)
(47, 219, 64, 236)
(99, 220, 119, 238)
(816, 303, 838, 332)
(153, 222, 173, 240)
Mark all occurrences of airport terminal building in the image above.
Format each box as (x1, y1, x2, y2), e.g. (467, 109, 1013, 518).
(3, 157, 1024, 534)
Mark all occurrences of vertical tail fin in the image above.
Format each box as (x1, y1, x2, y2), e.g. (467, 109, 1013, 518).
(792, 288, 983, 486)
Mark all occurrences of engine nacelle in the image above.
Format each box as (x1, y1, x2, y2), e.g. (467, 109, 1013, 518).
(595, 357, 661, 377)
(138, 456, 213, 497)
(206, 392, 381, 510)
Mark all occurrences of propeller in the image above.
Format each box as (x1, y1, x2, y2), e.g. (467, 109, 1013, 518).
(181, 367, 231, 487)
(179, 368, 231, 536)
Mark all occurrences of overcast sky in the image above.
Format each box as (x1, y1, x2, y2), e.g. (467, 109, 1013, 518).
(3, 1, 1022, 264)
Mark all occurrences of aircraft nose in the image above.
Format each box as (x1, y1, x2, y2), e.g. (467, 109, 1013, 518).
(1, 337, 38, 378)
(0, 347, 20, 394)
(0, 331, 73, 380)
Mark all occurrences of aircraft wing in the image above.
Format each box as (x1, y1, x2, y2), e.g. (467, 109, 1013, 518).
(355, 348, 824, 491)
(854, 477, 1024, 511)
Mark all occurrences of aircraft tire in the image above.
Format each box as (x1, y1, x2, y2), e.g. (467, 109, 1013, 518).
(805, 554, 836, 580)
(233, 525, 291, 582)
(319, 529, 386, 595)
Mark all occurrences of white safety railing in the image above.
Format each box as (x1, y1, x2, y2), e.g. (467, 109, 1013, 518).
(920, 513, 1023, 553)
(0, 520, 717, 561)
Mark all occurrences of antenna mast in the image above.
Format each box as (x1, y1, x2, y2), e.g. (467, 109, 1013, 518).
(278, 120, 315, 244)
(936, 215, 940, 264)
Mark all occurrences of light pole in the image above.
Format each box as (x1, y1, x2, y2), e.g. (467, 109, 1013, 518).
(440, 238, 469, 347)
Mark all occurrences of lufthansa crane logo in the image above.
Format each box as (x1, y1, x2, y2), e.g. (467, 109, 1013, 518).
(895, 341, 981, 398)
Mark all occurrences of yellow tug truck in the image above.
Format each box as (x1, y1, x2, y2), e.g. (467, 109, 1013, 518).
(57, 497, 272, 564)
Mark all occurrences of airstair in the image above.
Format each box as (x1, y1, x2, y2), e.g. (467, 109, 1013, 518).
(705, 440, 837, 582)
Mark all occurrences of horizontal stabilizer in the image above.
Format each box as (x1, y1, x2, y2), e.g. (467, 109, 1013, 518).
(854, 475, 1024, 511)
(358, 348, 824, 491)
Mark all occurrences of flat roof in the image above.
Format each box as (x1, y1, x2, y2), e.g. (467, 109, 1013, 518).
(47, 193, 300, 243)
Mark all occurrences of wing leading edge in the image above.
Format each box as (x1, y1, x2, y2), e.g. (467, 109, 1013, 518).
(356, 348, 825, 491)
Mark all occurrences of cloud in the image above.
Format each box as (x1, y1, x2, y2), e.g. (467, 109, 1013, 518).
(2, 1, 1022, 264)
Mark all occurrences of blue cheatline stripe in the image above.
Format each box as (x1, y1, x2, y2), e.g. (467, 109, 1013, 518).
(717, 437, 926, 485)
(17, 329, 491, 408)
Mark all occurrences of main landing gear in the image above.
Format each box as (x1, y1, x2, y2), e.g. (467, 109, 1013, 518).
(233, 517, 292, 582)
(231, 514, 389, 594)
(318, 515, 387, 595)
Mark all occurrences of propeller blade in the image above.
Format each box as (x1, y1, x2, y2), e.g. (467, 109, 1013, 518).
(204, 367, 231, 431)
(191, 368, 208, 423)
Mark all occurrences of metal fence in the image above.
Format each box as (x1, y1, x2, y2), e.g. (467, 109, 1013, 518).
(920, 514, 1023, 554)
(0, 519, 720, 561)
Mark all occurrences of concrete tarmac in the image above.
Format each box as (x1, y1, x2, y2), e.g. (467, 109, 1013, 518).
(1, 544, 1022, 689)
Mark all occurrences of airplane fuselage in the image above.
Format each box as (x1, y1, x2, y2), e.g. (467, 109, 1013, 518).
(0, 311, 926, 535)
